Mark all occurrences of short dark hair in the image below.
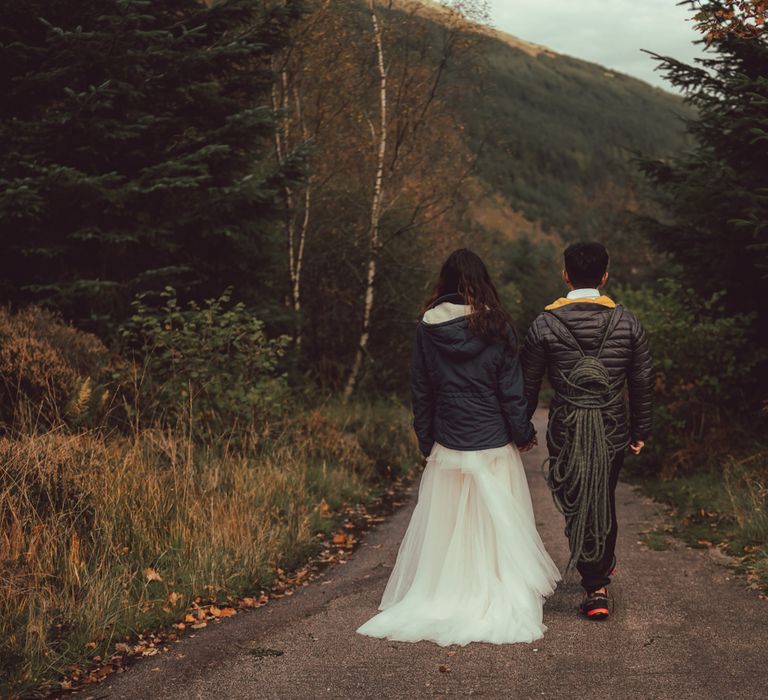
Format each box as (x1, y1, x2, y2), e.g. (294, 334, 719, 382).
(563, 242, 609, 288)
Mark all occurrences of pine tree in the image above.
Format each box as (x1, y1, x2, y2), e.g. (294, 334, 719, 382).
(0, 0, 305, 333)
(638, 0, 768, 340)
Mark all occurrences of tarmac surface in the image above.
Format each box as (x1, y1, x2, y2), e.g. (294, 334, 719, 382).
(100, 410, 768, 699)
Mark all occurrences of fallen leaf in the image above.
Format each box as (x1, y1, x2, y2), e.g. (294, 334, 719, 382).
(143, 567, 163, 583)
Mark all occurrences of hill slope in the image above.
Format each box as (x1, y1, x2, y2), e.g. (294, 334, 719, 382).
(297, 0, 694, 388)
(393, 0, 691, 242)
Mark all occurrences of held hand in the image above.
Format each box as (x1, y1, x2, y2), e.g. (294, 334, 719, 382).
(518, 434, 538, 454)
(629, 440, 645, 455)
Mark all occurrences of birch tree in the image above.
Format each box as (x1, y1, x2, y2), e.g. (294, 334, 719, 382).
(342, 0, 389, 400)
(342, 0, 489, 399)
(271, 57, 312, 347)
(271, 1, 361, 350)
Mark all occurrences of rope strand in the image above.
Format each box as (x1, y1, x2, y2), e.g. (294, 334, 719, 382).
(543, 308, 621, 574)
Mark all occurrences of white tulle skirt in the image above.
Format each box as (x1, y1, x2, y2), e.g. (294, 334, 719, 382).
(356, 442, 560, 646)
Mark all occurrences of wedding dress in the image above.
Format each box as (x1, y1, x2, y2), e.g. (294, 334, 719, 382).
(356, 441, 560, 646)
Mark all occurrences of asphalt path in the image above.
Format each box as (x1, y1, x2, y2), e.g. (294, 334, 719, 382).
(100, 409, 768, 699)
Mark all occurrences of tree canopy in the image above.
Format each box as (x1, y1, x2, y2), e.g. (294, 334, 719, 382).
(639, 0, 768, 345)
(0, 0, 304, 333)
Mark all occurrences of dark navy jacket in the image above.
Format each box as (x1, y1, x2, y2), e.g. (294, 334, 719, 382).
(521, 297, 653, 458)
(410, 293, 536, 456)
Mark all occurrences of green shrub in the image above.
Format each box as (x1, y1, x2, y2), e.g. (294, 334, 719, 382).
(119, 288, 291, 431)
(617, 279, 764, 475)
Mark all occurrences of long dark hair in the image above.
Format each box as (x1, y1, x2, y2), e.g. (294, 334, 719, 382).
(424, 248, 514, 343)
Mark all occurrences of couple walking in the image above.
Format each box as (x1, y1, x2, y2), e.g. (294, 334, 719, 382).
(357, 242, 653, 645)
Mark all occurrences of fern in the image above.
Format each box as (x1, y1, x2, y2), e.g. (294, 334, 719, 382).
(68, 377, 92, 421)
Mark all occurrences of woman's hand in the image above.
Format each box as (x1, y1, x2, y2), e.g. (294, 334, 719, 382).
(517, 434, 538, 454)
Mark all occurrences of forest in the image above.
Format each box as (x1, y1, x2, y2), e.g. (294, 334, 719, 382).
(0, 0, 766, 695)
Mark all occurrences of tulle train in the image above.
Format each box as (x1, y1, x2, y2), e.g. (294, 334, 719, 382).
(356, 442, 560, 646)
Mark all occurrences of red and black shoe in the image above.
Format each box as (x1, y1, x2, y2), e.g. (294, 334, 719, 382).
(580, 589, 610, 620)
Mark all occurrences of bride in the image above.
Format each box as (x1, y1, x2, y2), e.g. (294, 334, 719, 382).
(356, 248, 560, 646)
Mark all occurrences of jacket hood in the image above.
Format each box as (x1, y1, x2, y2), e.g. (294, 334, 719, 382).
(421, 293, 488, 360)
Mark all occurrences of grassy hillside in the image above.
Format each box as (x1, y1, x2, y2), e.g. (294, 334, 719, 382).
(369, 0, 693, 325)
(290, 0, 695, 390)
(465, 36, 687, 223)
(397, 1, 692, 240)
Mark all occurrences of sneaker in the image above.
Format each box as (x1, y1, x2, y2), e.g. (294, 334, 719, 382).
(580, 589, 610, 620)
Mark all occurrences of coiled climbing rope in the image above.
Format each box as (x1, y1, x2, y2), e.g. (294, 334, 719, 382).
(544, 308, 623, 573)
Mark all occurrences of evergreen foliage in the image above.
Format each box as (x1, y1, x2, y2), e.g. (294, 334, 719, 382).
(618, 280, 763, 474)
(638, 1, 768, 342)
(0, 0, 304, 332)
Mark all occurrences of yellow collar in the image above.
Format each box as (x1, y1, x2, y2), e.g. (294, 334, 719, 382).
(545, 295, 616, 311)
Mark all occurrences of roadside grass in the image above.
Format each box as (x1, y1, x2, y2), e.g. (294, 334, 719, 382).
(639, 528, 674, 551)
(631, 451, 768, 593)
(0, 399, 419, 698)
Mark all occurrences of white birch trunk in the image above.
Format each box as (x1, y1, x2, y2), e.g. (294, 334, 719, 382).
(343, 0, 387, 401)
(272, 61, 312, 350)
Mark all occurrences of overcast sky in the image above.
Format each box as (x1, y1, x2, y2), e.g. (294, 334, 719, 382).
(486, 0, 709, 89)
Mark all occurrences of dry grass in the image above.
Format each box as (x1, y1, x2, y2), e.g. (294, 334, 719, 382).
(0, 401, 417, 696)
(725, 451, 768, 563)
(0, 306, 116, 431)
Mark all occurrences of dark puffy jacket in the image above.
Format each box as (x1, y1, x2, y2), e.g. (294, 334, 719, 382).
(520, 299, 653, 457)
(410, 293, 536, 456)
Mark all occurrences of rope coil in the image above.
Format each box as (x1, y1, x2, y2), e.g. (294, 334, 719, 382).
(543, 308, 622, 574)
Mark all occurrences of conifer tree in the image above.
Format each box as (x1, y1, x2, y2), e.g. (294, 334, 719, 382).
(639, 0, 768, 340)
(0, 0, 304, 332)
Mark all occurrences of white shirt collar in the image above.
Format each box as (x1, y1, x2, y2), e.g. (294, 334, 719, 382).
(566, 288, 601, 300)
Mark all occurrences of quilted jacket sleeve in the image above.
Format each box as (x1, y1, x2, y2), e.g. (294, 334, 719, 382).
(520, 319, 547, 422)
(497, 332, 536, 445)
(410, 323, 435, 457)
(627, 314, 654, 442)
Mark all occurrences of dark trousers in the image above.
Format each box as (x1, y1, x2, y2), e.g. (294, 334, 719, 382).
(576, 451, 625, 593)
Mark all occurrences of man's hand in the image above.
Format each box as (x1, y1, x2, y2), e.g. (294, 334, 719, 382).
(629, 440, 645, 455)
(518, 434, 538, 454)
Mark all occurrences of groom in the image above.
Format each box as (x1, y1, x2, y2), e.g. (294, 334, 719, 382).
(521, 242, 653, 620)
